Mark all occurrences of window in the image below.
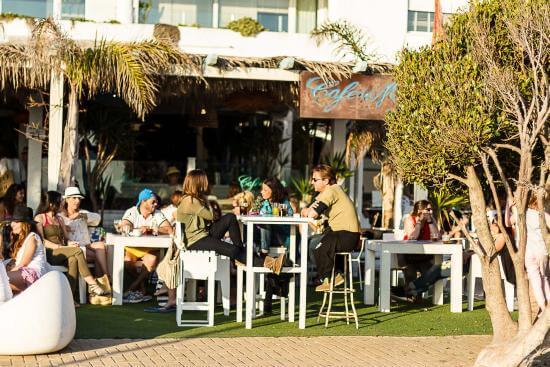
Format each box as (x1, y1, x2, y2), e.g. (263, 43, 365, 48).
(219, 0, 289, 30)
(258, 12, 288, 32)
(62, 0, 85, 20)
(297, 0, 317, 33)
(407, 10, 453, 32)
(144, 0, 213, 27)
(2, 0, 52, 18)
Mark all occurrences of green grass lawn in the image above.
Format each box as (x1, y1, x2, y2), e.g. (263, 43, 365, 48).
(76, 288, 498, 338)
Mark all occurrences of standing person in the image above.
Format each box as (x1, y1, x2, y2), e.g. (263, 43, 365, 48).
(0, 184, 26, 221)
(146, 170, 286, 313)
(510, 193, 550, 314)
(301, 164, 360, 292)
(3, 205, 48, 293)
(59, 187, 110, 281)
(120, 188, 172, 303)
(35, 191, 109, 306)
(401, 200, 440, 285)
(257, 177, 294, 253)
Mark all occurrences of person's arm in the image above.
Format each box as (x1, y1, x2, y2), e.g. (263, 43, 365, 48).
(11, 236, 36, 270)
(180, 197, 213, 221)
(404, 216, 422, 240)
(34, 216, 61, 249)
(156, 212, 173, 234)
(83, 211, 101, 227)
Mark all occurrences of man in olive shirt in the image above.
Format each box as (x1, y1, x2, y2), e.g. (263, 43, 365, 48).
(301, 164, 360, 291)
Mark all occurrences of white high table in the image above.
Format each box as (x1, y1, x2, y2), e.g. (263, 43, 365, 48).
(105, 233, 172, 305)
(364, 240, 463, 313)
(237, 215, 312, 329)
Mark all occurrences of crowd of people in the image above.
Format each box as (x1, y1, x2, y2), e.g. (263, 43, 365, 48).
(0, 163, 548, 319)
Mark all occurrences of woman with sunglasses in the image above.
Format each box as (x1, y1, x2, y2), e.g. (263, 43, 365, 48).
(402, 200, 440, 288)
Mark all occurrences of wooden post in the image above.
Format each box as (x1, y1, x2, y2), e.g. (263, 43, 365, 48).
(26, 100, 43, 212)
(48, 72, 64, 191)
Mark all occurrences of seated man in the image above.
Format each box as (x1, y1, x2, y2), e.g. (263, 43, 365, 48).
(301, 164, 361, 292)
(121, 189, 172, 303)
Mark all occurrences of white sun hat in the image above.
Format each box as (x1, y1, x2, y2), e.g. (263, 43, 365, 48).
(63, 186, 85, 199)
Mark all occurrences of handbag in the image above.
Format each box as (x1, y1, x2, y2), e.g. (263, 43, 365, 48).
(156, 233, 186, 290)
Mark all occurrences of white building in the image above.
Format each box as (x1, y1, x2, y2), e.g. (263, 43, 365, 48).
(0, 0, 468, 224)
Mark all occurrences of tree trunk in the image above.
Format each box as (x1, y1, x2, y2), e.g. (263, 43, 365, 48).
(381, 162, 395, 228)
(474, 308, 550, 367)
(57, 85, 79, 192)
(466, 166, 518, 342)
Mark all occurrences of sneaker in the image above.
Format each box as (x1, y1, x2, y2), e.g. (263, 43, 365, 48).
(142, 295, 153, 302)
(123, 291, 144, 304)
(334, 273, 345, 287)
(315, 278, 331, 292)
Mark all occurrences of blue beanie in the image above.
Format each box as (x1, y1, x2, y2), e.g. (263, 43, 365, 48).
(137, 188, 154, 207)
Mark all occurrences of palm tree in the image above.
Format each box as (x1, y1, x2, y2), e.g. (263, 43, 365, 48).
(31, 19, 199, 191)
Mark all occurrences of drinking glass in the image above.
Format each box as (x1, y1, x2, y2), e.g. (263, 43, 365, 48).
(122, 223, 131, 236)
(152, 223, 159, 236)
(431, 232, 439, 242)
(272, 203, 280, 216)
(280, 203, 288, 216)
(113, 219, 122, 234)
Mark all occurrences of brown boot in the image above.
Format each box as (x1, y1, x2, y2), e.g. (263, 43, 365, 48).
(263, 256, 275, 270)
(271, 253, 286, 275)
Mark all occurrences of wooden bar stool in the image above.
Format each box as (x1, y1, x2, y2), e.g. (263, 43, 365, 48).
(317, 252, 359, 329)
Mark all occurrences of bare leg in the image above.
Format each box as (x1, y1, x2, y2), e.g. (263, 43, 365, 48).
(128, 252, 158, 293)
(87, 242, 109, 280)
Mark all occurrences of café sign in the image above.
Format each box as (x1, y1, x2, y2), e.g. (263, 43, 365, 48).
(299, 71, 396, 120)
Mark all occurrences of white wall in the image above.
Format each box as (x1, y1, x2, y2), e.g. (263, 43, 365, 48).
(85, 0, 117, 22)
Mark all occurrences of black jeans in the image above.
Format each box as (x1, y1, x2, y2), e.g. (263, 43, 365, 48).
(190, 214, 264, 267)
(313, 230, 360, 280)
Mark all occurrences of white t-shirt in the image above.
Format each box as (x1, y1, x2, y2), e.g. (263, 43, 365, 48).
(160, 204, 177, 225)
(525, 209, 550, 256)
(15, 232, 49, 277)
(122, 206, 168, 228)
(61, 210, 101, 245)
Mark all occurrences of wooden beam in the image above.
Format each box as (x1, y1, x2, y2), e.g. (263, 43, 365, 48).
(172, 66, 300, 82)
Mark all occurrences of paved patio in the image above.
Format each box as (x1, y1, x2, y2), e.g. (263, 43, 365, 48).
(1, 335, 490, 366)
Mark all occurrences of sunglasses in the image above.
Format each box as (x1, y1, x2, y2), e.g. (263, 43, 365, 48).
(311, 177, 324, 183)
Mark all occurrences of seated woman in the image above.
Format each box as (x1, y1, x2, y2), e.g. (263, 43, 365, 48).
(59, 187, 109, 283)
(256, 177, 294, 254)
(301, 164, 361, 292)
(35, 191, 109, 307)
(121, 188, 172, 303)
(146, 169, 286, 313)
(3, 205, 49, 294)
(402, 200, 440, 285)
(0, 184, 26, 222)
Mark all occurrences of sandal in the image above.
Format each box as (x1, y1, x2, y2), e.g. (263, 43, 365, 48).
(154, 286, 168, 297)
(89, 283, 110, 296)
(144, 304, 177, 313)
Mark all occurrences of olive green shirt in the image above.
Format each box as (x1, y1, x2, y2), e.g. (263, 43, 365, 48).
(176, 195, 213, 246)
(316, 184, 360, 233)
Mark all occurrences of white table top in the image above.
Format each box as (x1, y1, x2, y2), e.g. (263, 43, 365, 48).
(105, 233, 172, 248)
(367, 240, 463, 254)
(238, 215, 313, 225)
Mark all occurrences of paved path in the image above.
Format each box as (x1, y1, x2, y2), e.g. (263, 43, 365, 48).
(1, 335, 490, 367)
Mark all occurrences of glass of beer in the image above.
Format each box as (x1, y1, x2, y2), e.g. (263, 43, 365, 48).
(272, 203, 280, 216)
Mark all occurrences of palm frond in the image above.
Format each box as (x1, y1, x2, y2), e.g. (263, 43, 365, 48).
(311, 20, 375, 62)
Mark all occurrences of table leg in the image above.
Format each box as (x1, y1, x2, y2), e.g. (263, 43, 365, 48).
(236, 265, 243, 322)
(299, 223, 308, 329)
(433, 254, 444, 305)
(245, 223, 254, 329)
(111, 244, 124, 305)
(380, 251, 391, 312)
(450, 250, 463, 313)
(288, 225, 296, 323)
(364, 248, 376, 305)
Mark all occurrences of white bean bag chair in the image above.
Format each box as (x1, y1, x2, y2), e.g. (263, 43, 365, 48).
(0, 270, 76, 355)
